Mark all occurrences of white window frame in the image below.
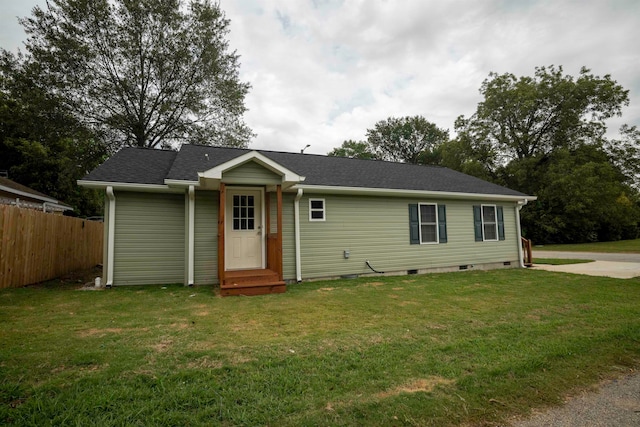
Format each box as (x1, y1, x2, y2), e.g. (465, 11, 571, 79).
(309, 198, 326, 222)
(481, 204, 498, 242)
(418, 203, 439, 244)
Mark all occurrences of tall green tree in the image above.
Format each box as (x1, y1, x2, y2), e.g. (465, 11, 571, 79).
(328, 116, 448, 165)
(515, 146, 639, 243)
(327, 140, 376, 159)
(19, 0, 253, 149)
(366, 116, 449, 164)
(455, 66, 629, 165)
(0, 51, 106, 216)
(605, 124, 640, 188)
(455, 66, 638, 244)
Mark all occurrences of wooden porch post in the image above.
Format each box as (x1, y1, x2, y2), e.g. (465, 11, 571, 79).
(218, 183, 226, 284)
(276, 184, 283, 280)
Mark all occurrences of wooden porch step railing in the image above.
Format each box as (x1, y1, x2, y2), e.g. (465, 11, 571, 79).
(521, 237, 533, 267)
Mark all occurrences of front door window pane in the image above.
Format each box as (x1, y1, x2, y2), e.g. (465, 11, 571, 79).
(233, 193, 256, 230)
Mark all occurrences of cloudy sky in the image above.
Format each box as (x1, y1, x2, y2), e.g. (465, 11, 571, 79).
(2, 0, 639, 155)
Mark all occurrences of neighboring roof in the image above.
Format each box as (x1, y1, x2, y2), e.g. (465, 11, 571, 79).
(80, 144, 530, 198)
(0, 176, 55, 201)
(0, 177, 73, 210)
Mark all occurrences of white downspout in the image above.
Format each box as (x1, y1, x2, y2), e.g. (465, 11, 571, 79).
(515, 199, 528, 268)
(294, 188, 304, 282)
(106, 186, 116, 287)
(187, 185, 195, 286)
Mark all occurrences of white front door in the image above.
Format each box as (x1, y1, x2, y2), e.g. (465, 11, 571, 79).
(225, 188, 264, 270)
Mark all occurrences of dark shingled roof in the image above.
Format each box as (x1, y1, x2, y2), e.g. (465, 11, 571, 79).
(82, 144, 528, 197)
(82, 148, 177, 185)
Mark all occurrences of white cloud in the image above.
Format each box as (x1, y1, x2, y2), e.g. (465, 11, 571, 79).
(220, 0, 640, 154)
(3, 0, 639, 154)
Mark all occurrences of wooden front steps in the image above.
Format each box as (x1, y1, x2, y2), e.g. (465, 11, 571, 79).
(220, 269, 286, 297)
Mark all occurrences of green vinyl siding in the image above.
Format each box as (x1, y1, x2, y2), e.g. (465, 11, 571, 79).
(113, 191, 185, 285)
(282, 193, 296, 280)
(222, 161, 282, 185)
(194, 191, 218, 285)
(296, 194, 519, 279)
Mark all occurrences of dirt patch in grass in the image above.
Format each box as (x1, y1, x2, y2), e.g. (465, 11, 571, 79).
(169, 322, 190, 330)
(229, 354, 257, 365)
(77, 327, 124, 337)
(77, 327, 150, 337)
(325, 377, 456, 413)
(229, 319, 260, 332)
(363, 281, 385, 287)
(187, 357, 224, 370)
(27, 266, 103, 290)
(150, 340, 173, 352)
(317, 287, 335, 292)
(377, 377, 455, 398)
(398, 300, 419, 307)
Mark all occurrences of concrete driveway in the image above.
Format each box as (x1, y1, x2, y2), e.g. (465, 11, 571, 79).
(532, 250, 640, 279)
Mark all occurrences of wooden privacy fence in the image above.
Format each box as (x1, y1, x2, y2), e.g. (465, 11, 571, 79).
(0, 205, 103, 288)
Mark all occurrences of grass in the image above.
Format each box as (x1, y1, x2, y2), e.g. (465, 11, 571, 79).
(537, 238, 640, 253)
(1, 269, 640, 426)
(534, 258, 595, 265)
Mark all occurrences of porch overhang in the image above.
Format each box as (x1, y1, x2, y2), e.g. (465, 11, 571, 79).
(190, 151, 305, 189)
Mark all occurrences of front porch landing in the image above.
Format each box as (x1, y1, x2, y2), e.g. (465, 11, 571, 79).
(220, 269, 286, 297)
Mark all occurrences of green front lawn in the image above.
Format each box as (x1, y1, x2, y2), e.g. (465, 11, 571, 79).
(2, 270, 639, 426)
(537, 238, 640, 253)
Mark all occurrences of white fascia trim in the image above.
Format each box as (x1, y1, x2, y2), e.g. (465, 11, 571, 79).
(164, 179, 200, 187)
(77, 180, 185, 193)
(0, 184, 59, 204)
(198, 151, 306, 183)
(294, 184, 537, 202)
(43, 201, 74, 212)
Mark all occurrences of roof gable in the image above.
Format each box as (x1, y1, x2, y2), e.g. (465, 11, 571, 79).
(198, 151, 305, 185)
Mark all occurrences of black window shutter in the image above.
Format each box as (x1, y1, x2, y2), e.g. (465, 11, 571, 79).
(497, 206, 505, 241)
(473, 205, 483, 241)
(409, 204, 419, 244)
(438, 204, 447, 243)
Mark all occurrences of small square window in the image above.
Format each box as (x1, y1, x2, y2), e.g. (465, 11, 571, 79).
(309, 199, 325, 221)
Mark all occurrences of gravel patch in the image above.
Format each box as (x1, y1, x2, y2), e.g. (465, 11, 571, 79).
(511, 372, 640, 427)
